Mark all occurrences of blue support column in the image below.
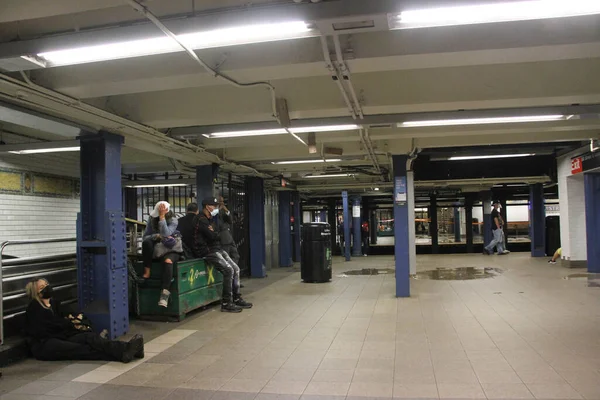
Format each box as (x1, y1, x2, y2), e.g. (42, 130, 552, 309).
(320, 210, 327, 223)
(393, 155, 410, 297)
(247, 177, 266, 278)
(291, 191, 301, 262)
(342, 191, 351, 261)
(77, 132, 128, 340)
(278, 191, 293, 267)
(195, 164, 218, 201)
(585, 173, 600, 272)
(530, 183, 546, 257)
(352, 197, 362, 257)
(482, 191, 493, 247)
(454, 206, 461, 243)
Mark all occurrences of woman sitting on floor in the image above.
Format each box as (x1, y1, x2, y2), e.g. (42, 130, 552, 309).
(24, 278, 143, 363)
(142, 201, 183, 307)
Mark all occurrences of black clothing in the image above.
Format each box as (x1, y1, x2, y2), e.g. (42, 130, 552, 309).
(24, 300, 134, 362)
(193, 214, 221, 258)
(177, 213, 197, 252)
(219, 212, 239, 264)
(141, 238, 179, 290)
(491, 209, 501, 231)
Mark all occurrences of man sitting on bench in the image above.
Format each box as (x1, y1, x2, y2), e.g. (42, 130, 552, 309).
(193, 197, 252, 313)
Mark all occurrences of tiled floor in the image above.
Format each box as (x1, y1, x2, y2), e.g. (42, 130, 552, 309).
(2, 253, 600, 400)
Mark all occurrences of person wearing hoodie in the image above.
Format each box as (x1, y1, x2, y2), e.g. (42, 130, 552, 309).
(142, 201, 183, 307)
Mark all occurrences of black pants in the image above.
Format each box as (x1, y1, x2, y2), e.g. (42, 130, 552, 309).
(204, 250, 240, 304)
(222, 244, 240, 265)
(142, 238, 179, 290)
(362, 234, 369, 255)
(30, 332, 126, 362)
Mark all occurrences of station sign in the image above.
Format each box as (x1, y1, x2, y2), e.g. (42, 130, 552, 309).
(571, 151, 600, 175)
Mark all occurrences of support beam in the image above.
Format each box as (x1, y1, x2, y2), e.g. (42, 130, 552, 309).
(195, 164, 218, 202)
(291, 191, 301, 263)
(77, 132, 128, 340)
(123, 187, 138, 221)
(454, 206, 461, 243)
(585, 173, 600, 273)
(247, 177, 266, 278)
(530, 183, 546, 257)
(393, 155, 410, 297)
(465, 194, 475, 253)
(500, 198, 509, 251)
(482, 191, 493, 247)
(429, 194, 439, 254)
(352, 197, 362, 257)
(342, 191, 351, 261)
(327, 198, 337, 255)
(278, 191, 293, 267)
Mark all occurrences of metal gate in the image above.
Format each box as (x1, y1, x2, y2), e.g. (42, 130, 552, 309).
(264, 191, 279, 270)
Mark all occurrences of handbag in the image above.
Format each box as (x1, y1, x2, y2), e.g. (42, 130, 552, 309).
(153, 233, 183, 258)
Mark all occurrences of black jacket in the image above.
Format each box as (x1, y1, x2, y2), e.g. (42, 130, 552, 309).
(177, 213, 197, 252)
(25, 299, 77, 341)
(193, 213, 221, 257)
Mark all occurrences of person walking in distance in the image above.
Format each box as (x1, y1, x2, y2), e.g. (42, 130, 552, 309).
(483, 200, 510, 255)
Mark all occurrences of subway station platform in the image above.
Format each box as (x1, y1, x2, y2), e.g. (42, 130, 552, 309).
(2, 254, 600, 400)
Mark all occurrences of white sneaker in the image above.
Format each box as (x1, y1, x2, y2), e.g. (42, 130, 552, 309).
(502, 250, 511, 254)
(158, 289, 170, 308)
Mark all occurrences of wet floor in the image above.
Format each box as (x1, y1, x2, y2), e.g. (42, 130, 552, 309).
(413, 266, 503, 280)
(563, 272, 600, 287)
(343, 268, 395, 276)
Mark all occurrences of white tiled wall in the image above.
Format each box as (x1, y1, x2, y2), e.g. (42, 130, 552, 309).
(557, 149, 588, 262)
(0, 145, 80, 257)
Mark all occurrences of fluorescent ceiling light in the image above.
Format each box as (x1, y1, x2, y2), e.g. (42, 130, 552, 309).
(399, 115, 564, 128)
(125, 183, 190, 188)
(449, 153, 534, 161)
(8, 146, 80, 154)
(272, 159, 342, 165)
(204, 124, 359, 138)
(38, 21, 311, 66)
(374, 187, 380, 191)
(393, 1, 600, 30)
(303, 173, 354, 179)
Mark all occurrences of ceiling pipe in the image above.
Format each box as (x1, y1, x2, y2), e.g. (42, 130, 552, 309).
(319, 35, 358, 120)
(332, 35, 364, 119)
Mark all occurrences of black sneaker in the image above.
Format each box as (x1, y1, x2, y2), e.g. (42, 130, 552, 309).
(221, 303, 243, 313)
(234, 298, 253, 309)
(129, 334, 144, 359)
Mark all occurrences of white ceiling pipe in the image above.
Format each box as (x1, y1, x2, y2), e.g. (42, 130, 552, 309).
(332, 34, 364, 119)
(319, 35, 358, 120)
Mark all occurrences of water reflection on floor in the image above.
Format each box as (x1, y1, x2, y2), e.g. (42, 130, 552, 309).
(414, 266, 503, 280)
(563, 272, 600, 287)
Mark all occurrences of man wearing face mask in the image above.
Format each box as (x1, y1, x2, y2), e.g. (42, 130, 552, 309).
(193, 197, 252, 313)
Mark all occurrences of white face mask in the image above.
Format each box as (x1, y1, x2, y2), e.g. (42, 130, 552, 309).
(210, 208, 219, 217)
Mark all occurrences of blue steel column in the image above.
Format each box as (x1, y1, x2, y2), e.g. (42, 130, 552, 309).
(585, 173, 600, 272)
(454, 206, 461, 243)
(291, 191, 301, 262)
(530, 183, 546, 257)
(195, 164, 218, 201)
(320, 210, 327, 223)
(278, 191, 292, 267)
(342, 191, 351, 261)
(77, 132, 128, 340)
(352, 197, 362, 257)
(393, 155, 410, 297)
(247, 177, 266, 277)
(429, 194, 439, 254)
(481, 191, 493, 247)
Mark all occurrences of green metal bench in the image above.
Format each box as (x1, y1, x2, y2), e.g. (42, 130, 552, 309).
(136, 258, 223, 321)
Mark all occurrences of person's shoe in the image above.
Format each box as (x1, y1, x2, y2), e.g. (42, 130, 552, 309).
(158, 289, 170, 308)
(502, 250, 511, 254)
(482, 248, 491, 255)
(221, 302, 243, 313)
(548, 260, 557, 264)
(128, 334, 144, 359)
(121, 341, 138, 363)
(234, 297, 253, 309)
(497, 251, 507, 256)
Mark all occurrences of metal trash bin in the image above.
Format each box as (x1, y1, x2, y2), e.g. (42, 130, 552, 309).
(301, 222, 332, 283)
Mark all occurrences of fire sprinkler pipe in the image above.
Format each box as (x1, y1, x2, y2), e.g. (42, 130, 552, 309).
(319, 35, 358, 120)
(332, 35, 364, 119)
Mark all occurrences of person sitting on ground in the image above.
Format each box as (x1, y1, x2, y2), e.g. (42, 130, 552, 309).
(24, 278, 143, 363)
(193, 197, 252, 313)
(177, 202, 199, 257)
(142, 201, 183, 307)
(548, 247, 562, 264)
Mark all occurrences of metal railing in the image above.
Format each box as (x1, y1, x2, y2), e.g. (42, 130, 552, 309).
(1, 237, 76, 345)
(126, 218, 146, 256)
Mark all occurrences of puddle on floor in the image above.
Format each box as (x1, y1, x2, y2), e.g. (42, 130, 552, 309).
(413, 267, 503, 280)
(563, 272, 600, 287)
(343, 268, 395, 276)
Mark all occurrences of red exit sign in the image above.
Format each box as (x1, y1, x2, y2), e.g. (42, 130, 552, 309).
(571, 157, 583, 174)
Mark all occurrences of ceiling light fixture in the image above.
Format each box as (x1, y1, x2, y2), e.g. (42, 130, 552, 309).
(393, 1, 600, 30)
(272, 159, 342, 165)
(448, 153, 534, 161)
(303, 173, 355, 179)
(399, 115, 564, 128)
(8, 146, 80, 155)
(203, 124, 360, 138)
(125, 183, 190, 188)
(38, 21, 312, 66)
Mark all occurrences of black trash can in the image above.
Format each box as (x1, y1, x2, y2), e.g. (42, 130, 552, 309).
(301, 222, 332, 283)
